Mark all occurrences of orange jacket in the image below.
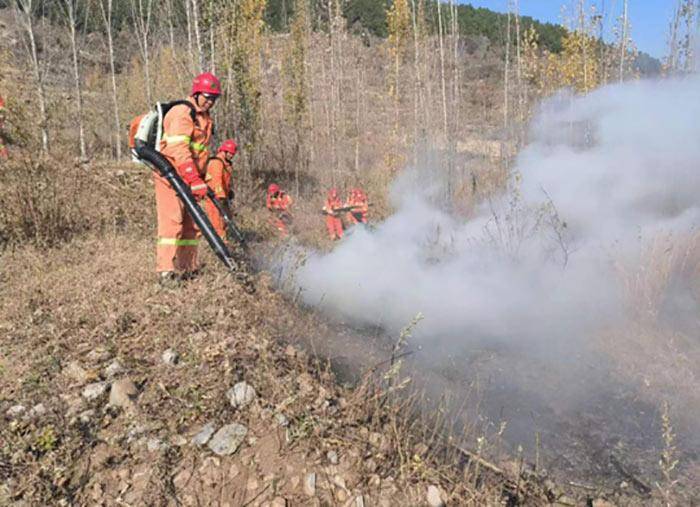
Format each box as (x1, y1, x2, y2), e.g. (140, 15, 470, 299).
(267, 192, 292, 212)
(323, 195, 343, 215)
(204, 154, 232, 199)
(346, 191, 368, 223)
(160, 96, 213, 177)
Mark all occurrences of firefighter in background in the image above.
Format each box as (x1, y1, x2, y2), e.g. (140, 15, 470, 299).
(0, 96, 8, 158)
(323, 188, 344, 240)
(266, 184, 293, 237)
(204, 139, 237, 242)
(156, 72, 220, 283)
(345, 188, 368, 225)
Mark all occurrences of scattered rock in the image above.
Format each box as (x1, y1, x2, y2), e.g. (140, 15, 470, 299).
(86, 348, 111, 363)
(147, 438, 167, 452)
(109, 378, 138, 410)
(63, 362, 89, 384)
(354, 496, 365, 507)
(274, 413, 289, 427)
(162, 348, 179, 366)
(208, 423, 248, 456)
(227, 382, 257, 408)
(78, 409, 95, 424)
(270, 497, 287, 507)
(303, 472, 316, 496)
(172, 435, 188, 447)
(246, 478, 259, 491)
(6, 405, 25, 418)
(27, 403, 47, 419)
(104, 359, 124, 379)
(191, 422, 216, 446)
(82, 382, 109, 401)
(327, 450, 339, 465)
(426, 485, 445, 507)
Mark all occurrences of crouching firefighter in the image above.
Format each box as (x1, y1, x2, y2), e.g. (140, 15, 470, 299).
(203, 139, 238, 243)
(155, 72, 220, 284)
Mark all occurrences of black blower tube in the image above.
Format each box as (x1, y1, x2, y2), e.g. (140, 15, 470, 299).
(134, 141, 238, 273)
(206, 189, 247, 249)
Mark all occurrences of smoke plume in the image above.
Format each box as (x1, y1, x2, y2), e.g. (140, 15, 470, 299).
(293, 74, 699, 343)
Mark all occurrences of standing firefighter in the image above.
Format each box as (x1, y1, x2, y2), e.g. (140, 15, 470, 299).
(204, 139, 237, 242)
(0, 96, 8, 158)
(266, 184, 293, 237)
(323, 188, 344, 240)
(345, 188, 368, 225)
(155, 72, 220, 283)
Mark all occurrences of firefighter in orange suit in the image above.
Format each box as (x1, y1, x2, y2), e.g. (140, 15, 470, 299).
(203, 139, 237, 241)
(323, 188, 344, 240)
(345, 188, 368, 225)
(156, 72, 220, 283)
(266, 184, 293, 237)
(0, 96, 8, 158)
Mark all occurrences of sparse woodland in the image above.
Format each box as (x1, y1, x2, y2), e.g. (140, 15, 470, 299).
(0, 0, 674, 207)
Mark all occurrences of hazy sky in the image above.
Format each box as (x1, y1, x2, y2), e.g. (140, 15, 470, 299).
(462, 1, 676, 58)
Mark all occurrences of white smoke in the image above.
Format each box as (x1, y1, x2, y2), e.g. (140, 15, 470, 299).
(289, 74, 700, 361)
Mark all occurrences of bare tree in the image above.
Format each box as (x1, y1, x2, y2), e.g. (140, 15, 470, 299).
(98, 0, 122, 159)
(13, 0, 50, 153)
(190, 0, 204, 72)
(60, 0, 87, 160)
(618, 0, 629, 82)
(130, 0, 155, 106)
(436, 0, 447, 140)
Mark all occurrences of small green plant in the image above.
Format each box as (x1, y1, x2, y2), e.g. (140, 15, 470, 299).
(35, 426, 58, 453)
(656, 400, 680, 506)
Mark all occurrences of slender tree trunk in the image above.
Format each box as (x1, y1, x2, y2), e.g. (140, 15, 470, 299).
(191, 0, 204, 72)
(164, 0, 183, 88)
(503, 3, 511, 132)
(185, 0, 196, 73)
(100, 0, 122, 159)
(130, 0, 154, 106)
(14, 0, 50, 153)
(618, 0, 628, 82)
(436, 0, 447, 140)
(63, 0, 87, 160)
(209, 0, 216, 73)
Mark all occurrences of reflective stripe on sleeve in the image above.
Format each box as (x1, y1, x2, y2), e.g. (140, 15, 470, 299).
(190, 141, 207, 152)
(157, 238, 199, 246)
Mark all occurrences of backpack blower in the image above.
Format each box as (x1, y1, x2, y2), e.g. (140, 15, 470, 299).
(128, 101, 252, 290)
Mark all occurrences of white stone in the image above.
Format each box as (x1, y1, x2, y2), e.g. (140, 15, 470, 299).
(6, 405, 25, 417)
(104, 359, 124, 378)
(82, 382, 109, 401)
(303, 472, 316, 496)
(226, 382, 256, 408)
(327, 450, 338, 465)
(162, 349, 179, 366)
(426, 485, 445, 507)
(109, 378, 137, 409)
(191, 422, 216, 446)
(208, 423, 248, 456)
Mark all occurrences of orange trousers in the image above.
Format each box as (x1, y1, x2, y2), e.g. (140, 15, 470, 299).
(326, 216, 343, 240)
(268, 213, 289, 237)
(154, 175, 199, 273)
(204, 199, 226, 241)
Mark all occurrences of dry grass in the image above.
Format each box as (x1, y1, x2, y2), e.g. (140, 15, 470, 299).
(0, 213, 553, 506)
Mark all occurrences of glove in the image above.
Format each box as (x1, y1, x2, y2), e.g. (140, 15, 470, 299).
(179, 160, 208, 199)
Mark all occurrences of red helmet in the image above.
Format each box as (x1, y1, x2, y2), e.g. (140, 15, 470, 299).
(219, 139, 237, 155)
(192, 72, 221, 96)
(268, 183, 280, 196)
